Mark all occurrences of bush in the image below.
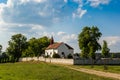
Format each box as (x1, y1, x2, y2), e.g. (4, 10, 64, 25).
(67, 54, 73, 59)
(52, 53, 60, 58)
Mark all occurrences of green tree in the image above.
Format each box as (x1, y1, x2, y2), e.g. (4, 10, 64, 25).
(102, 40, 110, 70)
(0, 44, 2, 54)
(7, 34, 27, 62)
(38, 36, 50, 55)
(22, 36, 50, 57)
(78, 26, 102, 66)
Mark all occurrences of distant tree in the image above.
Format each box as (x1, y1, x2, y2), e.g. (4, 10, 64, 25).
(52, 53, 60, 58)
(78, 26, 102, 66)
(0, 44, 2, 54)
(1, 52, 9, 63)
(102, 40, 110, 70)
(7, 34, 27, 62)
(67, 54, 73, 59)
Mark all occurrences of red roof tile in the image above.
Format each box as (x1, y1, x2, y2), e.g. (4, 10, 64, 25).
(46, 42, 74, 50)
(46, 42, 63, 49)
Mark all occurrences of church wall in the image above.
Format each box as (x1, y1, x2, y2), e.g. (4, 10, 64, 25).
(58, 43, 74, 58)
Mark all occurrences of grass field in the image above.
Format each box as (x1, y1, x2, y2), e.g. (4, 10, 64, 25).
(0, 62, 114, 80)
(71, 65, 120, 74)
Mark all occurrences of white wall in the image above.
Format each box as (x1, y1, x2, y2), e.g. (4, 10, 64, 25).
(19, 57, 73, 65)
(45, 49, 58, 57)
(57, 43, 73, 57)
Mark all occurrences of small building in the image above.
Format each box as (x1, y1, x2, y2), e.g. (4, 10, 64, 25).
(45, 37, 74, 58)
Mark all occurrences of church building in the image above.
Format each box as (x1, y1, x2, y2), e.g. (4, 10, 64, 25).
(45, 37, 74, 58)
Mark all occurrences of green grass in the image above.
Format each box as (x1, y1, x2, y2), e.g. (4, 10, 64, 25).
(0, 62, 114, 80)
(71, 65, 120, 74)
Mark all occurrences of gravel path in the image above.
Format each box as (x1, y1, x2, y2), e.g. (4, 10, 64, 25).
(67, 67, 120, 80)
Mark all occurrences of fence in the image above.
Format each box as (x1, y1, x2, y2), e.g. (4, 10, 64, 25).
(74, 58, 120, 65)
(19, 57, 120, 65)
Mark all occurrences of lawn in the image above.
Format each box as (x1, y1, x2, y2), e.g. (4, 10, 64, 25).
(71, 65, 120, 74)
(0, 62, 114, 80)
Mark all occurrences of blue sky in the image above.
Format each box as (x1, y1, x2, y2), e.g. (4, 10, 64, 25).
(0, 0, 120, 53)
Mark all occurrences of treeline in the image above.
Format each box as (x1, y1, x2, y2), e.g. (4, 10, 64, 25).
(0, 34, 50, 63)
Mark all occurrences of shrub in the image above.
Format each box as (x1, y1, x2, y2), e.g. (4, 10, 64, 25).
(44, 55, 49, 58)
(67, 54, 73, 59)
(52, 53, 60, 58)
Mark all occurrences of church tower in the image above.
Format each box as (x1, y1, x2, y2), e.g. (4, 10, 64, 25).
(50, 36, 54, 45)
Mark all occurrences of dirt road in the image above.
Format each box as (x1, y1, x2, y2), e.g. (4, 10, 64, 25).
(67, 67, 120, 80)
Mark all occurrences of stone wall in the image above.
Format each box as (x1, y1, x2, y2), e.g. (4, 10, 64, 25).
(19, 57, 73, 65)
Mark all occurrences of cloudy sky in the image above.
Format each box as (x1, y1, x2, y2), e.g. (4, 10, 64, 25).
(0, 0, 120, 53)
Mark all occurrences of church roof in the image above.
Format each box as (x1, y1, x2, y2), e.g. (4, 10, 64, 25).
(46, 42, 73, 50)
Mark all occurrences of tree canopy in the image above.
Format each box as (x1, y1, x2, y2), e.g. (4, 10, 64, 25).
(102, 40, 110, 58)
(7, 34, 27, 61)
(22, 36, 50, 57)
(78, 26, 102, 59)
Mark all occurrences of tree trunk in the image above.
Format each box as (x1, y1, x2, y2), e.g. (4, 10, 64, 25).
(91, 58, 94, 68)
(104, 58, 108, 70)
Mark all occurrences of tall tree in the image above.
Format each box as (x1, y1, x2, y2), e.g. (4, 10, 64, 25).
(7, 34, 27, 62)
(102, 40, 110, 70)
(78, 26, 102, 65)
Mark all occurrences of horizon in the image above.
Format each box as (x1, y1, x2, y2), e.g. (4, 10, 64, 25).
(0, 0, 120, 53)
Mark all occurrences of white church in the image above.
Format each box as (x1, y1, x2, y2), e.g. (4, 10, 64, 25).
(45, 37, 74, 58)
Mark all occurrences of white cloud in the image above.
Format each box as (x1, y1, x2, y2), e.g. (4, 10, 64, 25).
(0, 0, 70, 27)
(73, 0, 83, 7)
(38, 31, 77, 43)
(6, 0, 14, 7)
(60, 34, 77, 43)
(64, 0, 68, 3)
(99, 36, 120, 52)
(58, 33, 79, 53)
(38, 11, 47, 17)
(73, 0, 82, 4)
(52, 18, 60, 23)
(57, 31, 66, 36)
(39, 32, 55, 37)
(73, 8, 87, 18)
(33, 0, 46, 3)
(87, 0, 110, 7)
(19, 0, 30, 4)
(0, 20, 44, 35)
(29, 24, 44, 30)
(20, 0, 47, 4)
(101, 36, 120, 46)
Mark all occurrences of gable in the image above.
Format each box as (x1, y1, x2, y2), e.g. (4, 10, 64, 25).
(64, 44, 74, 50)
